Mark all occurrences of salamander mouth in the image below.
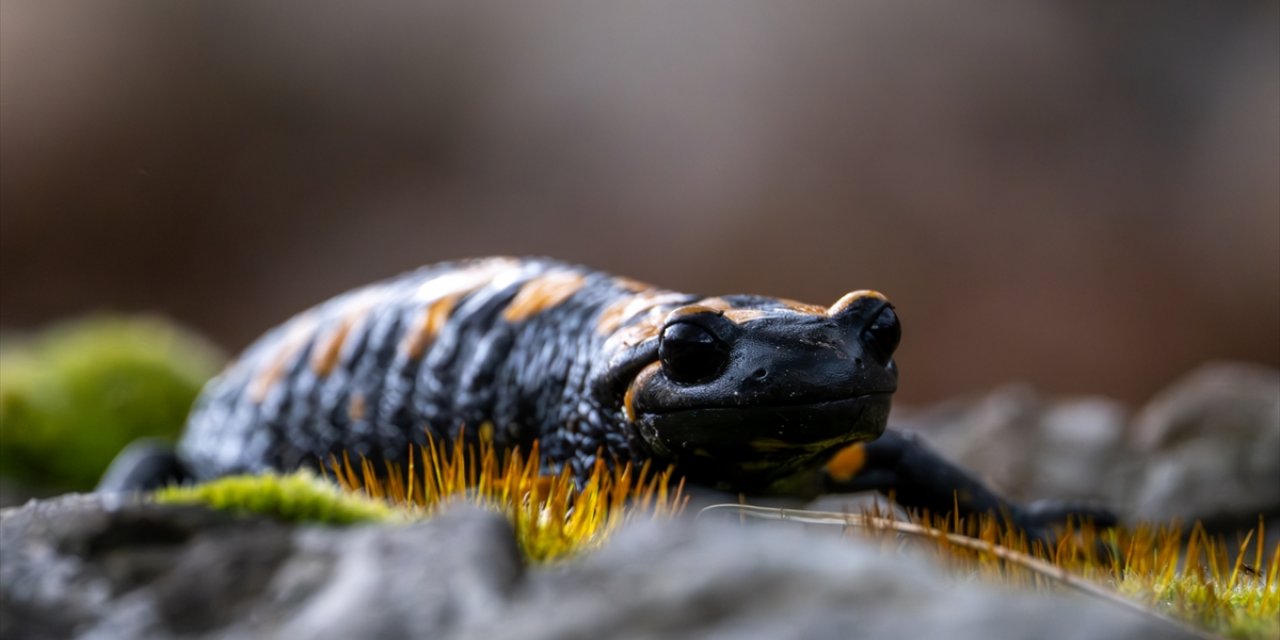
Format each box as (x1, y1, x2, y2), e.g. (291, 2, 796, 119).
(640, 390, 895, 416)
(632, 392, 893, 493)
(634, 392, 893, 461)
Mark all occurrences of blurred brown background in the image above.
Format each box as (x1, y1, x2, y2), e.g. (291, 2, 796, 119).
(2, 1, 1277, 404)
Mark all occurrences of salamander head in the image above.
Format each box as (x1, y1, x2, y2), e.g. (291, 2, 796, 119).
(622, 291, 899, 492)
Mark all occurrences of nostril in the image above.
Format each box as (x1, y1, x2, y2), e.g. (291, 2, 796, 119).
(751, 368, 768, 381)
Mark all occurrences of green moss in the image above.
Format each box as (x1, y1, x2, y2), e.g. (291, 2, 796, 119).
(1119, 574, 1280, 640)
(0, 316, 223, 490)
(154, 471, 400, 525)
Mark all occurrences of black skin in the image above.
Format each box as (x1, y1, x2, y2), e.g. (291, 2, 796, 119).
(98, 257, 1115, 534)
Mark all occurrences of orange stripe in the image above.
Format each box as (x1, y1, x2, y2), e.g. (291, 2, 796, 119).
(781, 298, 826, 315)
(401, 294, 459, 359)
(502, 270, 587, 323)
(824, 443, 868, 482)
(623, 361, 661, 422)
(250, 315, 320, 402)
(347, 392, 367, 421)
(596, 290, 685, 334)
(827, 290, 887, 316)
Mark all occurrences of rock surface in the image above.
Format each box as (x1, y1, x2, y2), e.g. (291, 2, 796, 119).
(1125, 363, 1280, 525)
(2, 363, 1274, 638)
(2, 495, 1197, 640)
(464, 518, 1190, 640)
(893, 363, 1280, 530)
(1, 495, 522, 640)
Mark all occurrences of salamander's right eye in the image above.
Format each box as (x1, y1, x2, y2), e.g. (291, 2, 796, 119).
(659, 322, 730, 384)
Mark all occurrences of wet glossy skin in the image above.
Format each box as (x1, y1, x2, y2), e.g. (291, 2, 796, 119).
(103, 256, 1116, 537)
(628, 294, 899, 491)
(175, 257, 900, 494)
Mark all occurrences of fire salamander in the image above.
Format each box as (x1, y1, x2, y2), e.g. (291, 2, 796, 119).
(100, 257, 1114, 530)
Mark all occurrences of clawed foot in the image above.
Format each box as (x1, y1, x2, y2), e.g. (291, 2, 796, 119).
(1013, 499, 1118, 530)
(1010, 499, 1120, 556)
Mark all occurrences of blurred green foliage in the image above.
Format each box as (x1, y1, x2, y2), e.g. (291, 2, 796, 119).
(0, 316, 223, 491)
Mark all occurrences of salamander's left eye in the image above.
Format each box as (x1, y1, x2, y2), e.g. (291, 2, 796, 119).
(659, 322, 730, 384)
(861, 305, 900, 365)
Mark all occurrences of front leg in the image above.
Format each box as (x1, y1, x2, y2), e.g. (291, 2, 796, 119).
(823, 429, 1117, 531)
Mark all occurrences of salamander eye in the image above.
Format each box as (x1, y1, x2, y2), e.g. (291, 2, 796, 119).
(861, 305, 900, 365)
(659, 321, 730, 384)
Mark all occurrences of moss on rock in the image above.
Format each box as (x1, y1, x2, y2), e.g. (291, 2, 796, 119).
(0, 315, 223, 490)
(154, 471, 399, 525)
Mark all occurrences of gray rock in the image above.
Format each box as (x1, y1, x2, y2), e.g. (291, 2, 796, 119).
(270, 506, 523, 640)
(0, 478, 56, 510)
(1, 495, 524, 640)
(1, 493, 280, 640)
(893, 385, 1129, 505)
(889, 362, 1280, 530)
(1125, 362, 1280, 525)
(2, 492, 1204, 640)
(460, 517, 1196, 640)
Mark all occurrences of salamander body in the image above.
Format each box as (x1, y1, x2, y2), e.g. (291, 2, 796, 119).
(101, 256, 1116, 531)
(177, 257, 899, 494)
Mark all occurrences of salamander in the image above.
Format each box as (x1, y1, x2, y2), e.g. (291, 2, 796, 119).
(100, 257, 1114, 529)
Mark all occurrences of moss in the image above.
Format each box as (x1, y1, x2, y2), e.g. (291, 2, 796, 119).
(724, 503, 1280, 640)
(0, 316, 222, 490)
(154, 471, 399, 525)
(330, 434, 687, 562)
(152, 440, 685, 563)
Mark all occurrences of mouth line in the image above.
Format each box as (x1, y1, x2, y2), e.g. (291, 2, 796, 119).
(640, 390, 894, 417)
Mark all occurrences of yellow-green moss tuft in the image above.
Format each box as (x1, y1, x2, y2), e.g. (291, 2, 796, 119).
(328, 431, 687, 562)
(151, 434, 685, 562)
(0, 315, 223, 490)
(154, 471, 399, 525)
(715, 503, 1279, 640)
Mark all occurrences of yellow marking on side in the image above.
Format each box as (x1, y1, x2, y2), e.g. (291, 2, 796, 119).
(502, 270, 587, 323)
(826, 290, 887, 316)
(310, 320, 355, 377)
(623, 361, 661, 423)
(411, 257, 520, 303)
(695, 297, 733, 311)
(722, 308, 769, 323)
(824, 443, 868, 482)
(250, 314, 321, 403)
(401, 294, 460, 359)
(347, 392, 367, 421)
(665, 302, 726, 321)
(310, 291, 383, 377)
(613, 276, 653, 292)
(781, 298, 826, 315)
(603, 317, 663, 353)
(596, 290, 686, 335)
(400, 258, 525, 358)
